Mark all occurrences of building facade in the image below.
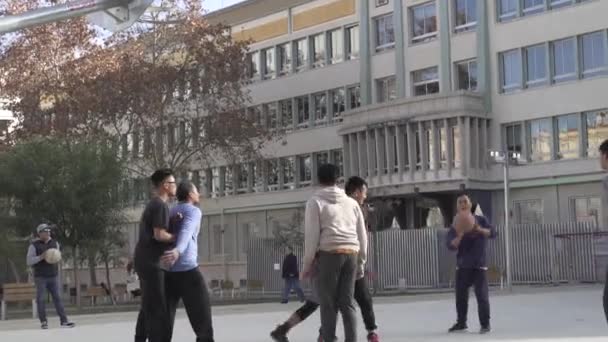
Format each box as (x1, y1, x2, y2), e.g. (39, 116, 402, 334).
(115, 0, 608, 284)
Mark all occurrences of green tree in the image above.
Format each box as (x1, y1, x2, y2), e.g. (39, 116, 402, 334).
(0, 137, 125, 306)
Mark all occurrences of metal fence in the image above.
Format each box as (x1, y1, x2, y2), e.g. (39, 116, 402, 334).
(247, 222, 602, 294)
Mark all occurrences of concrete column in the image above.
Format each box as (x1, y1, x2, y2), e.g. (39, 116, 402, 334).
(471, 117, 479, 170)
(438, 0, 452, 92)
(247, 163, 254, 193)
(476, 0, 491, 111)
(343, 135, 351, 179)
(358, 131, 367, 178)
(418, 121, 427, 180)
(396, 124, 405, 181)
(407, 123, 416, 181)
(385, 125, 395, 183)
(366, 129, 375, 185)
(461, 117, 471, 176)
(359, 0, 372, 105)
(311, 152, 318, 185)
(375, 127, 384, 184)
(446, 118, 453, 177)
(479, 119, 488, 170)
(350, 133, 360, 176)
(431, 120, 440, 179)
(394, 0, 406, 98)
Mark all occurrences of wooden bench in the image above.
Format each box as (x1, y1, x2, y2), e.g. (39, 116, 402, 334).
(1, 283, 37, 320)
(83, 286, 109, 306)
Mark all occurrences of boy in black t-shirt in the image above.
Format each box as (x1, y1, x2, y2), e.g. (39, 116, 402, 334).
(133, 169, 177, 342)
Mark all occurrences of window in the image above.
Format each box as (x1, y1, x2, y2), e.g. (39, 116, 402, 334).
(265, 102, 278, 130)
(143, 130, 153, 158)
(501, 49, 522, 92)
(525, 44, 547, 87)
(581, 31, 608, 78)
(376, 76, 396, 103)
(375, 14, 395, 51)
(552, 38, 576, 83)
(278, 43, 291, 75)
(346, 25, 360, 60)
(498, 0, 517, 21)
(523, 0, 544, 15)
(296, 96, 310, 128)
(331, 88, 345, 121)
(281, 157, 295, 190)
(413, 66, 440, 96)
(316, 152, 329, 169)
(248, 106, 263, 128)
(585, 109, 608, 157)
(252, 162, 262, 192)
(550, 0, 572, 9)
(347, 85, 361, 110)
(240, 223, 251, 255)
(505, 124, 523, 154)
(439, 124, 448, 168)
(211, 168, 220, 198)
(132, 130, 141, 158)
(224, 166, 234, 195)
(311, 33, 326, 68)
(426, 126, 436, 170)
(529, 118, 552, 162)
(313, 92, 328, 124)
(571, 196, 601, 223)
(280, 99, 293, 129)
(376, 0, 389, 7)
(247, 51, 260, 79)
(556, 114, 580, 160)
(452, 123, 461, 168)
(514, 200, 543, 224)
(411, 3, 437, 43)
(456, 59, 478, 91)
(454, 0, 477, 32)
(263, 47, 275, 79)
(295, 39, 308, 71)
(331, 149, 344, 178)
(267, 159, 279, 191)
(237, 164, 249, 193)
(329, 29, 344, 64)
(298, 155, 312, 186)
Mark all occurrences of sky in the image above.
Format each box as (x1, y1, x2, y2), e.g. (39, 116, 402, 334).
(203, 0, 247, 13)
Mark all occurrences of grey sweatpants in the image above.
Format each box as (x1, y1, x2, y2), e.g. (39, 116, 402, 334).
(316, 251, 358, 342)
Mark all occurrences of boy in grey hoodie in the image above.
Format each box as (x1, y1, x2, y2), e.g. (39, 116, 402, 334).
(302, 164, 367, 342)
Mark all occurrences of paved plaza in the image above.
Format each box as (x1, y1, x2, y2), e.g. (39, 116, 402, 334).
(0, 286, 606, 342)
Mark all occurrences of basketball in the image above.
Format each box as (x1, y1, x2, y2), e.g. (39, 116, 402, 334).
(44, 248, 62, 264)
(453, 211, 475, 234)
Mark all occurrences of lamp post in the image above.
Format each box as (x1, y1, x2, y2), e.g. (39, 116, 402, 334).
(489, 150, 522, 292)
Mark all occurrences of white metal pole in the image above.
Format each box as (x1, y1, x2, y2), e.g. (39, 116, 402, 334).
(503, 155, 513, 291)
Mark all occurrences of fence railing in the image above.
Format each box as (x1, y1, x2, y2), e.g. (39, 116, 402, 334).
(247, 222, 603, 294)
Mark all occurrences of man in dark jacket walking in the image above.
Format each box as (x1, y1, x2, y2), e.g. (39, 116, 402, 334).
(281, 247, 305, 303)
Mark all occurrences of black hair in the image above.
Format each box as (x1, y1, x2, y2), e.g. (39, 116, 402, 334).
(150, 168, 173, 188)
(345, 176, 367, 196)
(599, 139, 608, 157)
(471, 202, 478, 214)
(317, 164, 339, 186)
(176, 181, 196, 202)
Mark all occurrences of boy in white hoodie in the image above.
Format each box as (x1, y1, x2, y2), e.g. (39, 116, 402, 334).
(302, 164, 367, 342)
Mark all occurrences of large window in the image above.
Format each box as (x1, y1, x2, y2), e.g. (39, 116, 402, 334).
(452, 123, 461, 168)
(529, 118, 552, 162)
(316, 151, 329, 168)
(262, 47, 275, 80)
(280, 99, 293, 129)
(347, 85, 361, 110)
(514, 199, 543, 224)
(329, 29, 344, 64)
(581, 31, 608, 78)
(501, 49, 522, 92)
(331, 88, 346, 121)
(413, 66, 439, 96)
(346, 25, 360, 60)
(552, 38, 576, 83)
(523, 0, 544, 15)
(247, 51, 260, 79)
(556, 114, 579, 160)
(265, 102, 278, 130)
(585, 109, 608, 157)
(267, 159, 279, 191)
(454, 0, 477, 32)
(331, 149, 344, 178)
(456, 59, 477, 91)
(298, 155, 312, 186)
(525, 44, 547, 87)
(296, 96, 310, 128)
(498, 0, 517, 21)
(311, 33, 326, 68)
(278, 43, 291, 76)
(313, 92, 328, 124)
(411, 2, 437, 43)
(237, 164, 249, 194)
(505, 124, 523, 154)
(376, 76, 396, 103)
(281, 157, 295, 190)
(375, 13, 395, 51)
(295, 39, 308, 71)
(571, 196, 601, 223)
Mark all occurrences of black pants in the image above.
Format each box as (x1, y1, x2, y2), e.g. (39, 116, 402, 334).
(135, 309, 146, 342)
(137, 267, 170, 342)
(455, 268, 490, 328)
(354, 276, 377, 331)
(603, 268, 608, 325)
(166, 268, 214, 342)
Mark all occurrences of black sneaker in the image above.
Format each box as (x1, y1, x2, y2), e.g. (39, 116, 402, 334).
(41, 321, 48, 330)
(480, 326, 491, 334)
(270, 325, 289, 342)
(448, 322, 468, 333)
(61, 321, 76, 328)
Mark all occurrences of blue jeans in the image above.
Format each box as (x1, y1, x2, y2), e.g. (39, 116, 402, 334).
(282, 278, 305, 302)
(35, 276, 68, 323)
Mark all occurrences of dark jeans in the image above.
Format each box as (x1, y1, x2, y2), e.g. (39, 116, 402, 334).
(455, 268, 490, 328)
(137, 267, 170, 342)
(603, 268, 608, 325)
(282, 278, 305, 302)
(295, 300, 320, 320)
(166, 268, 214, 342)
(35, 276, 68, 323)
(317, 251, 358, 342)
(354, 276, 377, 331)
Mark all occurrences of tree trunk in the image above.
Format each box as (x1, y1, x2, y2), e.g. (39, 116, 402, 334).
(73, 247, 81, 308)
(104, 258, 116, 305)
(88, 254, 98, 286)
(7, 258, 21, 283)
